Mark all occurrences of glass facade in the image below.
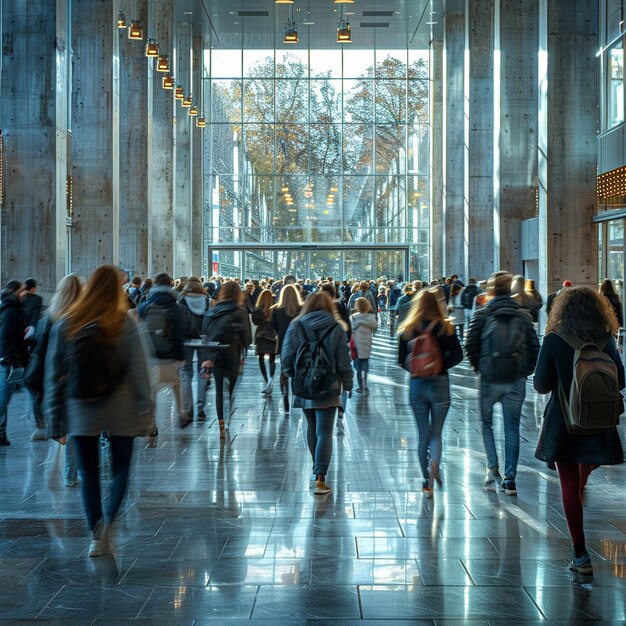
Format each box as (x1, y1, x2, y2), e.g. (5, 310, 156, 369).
(204, 43, 429, 280)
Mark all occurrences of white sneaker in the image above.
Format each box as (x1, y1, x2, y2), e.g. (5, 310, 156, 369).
(31, 428, 47, 441)
(88, 539, 110, 558)
(484, 467, 502, 487)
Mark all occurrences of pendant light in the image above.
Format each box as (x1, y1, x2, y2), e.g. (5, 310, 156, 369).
(162, 74, 174, 89)
(156, 55, 170, 72)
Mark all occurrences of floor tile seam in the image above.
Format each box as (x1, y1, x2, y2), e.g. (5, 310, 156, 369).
(519, 585, 548, 620)
(33, 581, 67, 619)
(458, 558, 477, 586)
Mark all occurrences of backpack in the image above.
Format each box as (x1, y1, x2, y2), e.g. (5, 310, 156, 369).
(461, 285, 479, 310)
(556, 334, 622, 435)
(208, 308, 244, 357)
(406, 321, 444, 377)
(68, 323, 126, 401)
(291, 323, 337, 399)
(178, 298, 208, 339)
(142, 302, 176, 359)
(478, 308, 528, 382)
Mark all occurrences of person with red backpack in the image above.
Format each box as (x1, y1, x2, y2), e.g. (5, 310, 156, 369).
(397, 287, 463, 497)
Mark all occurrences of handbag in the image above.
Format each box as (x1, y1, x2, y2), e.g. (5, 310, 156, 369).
(349, 335, 358, 360)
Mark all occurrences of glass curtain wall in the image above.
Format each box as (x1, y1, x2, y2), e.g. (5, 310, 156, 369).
(204, 32, 429, 280)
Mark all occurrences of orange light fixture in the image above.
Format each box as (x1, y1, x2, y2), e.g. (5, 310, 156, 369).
(128, 20, 143, 40)
(175, 86, 184, 99)
(156, 55, 170, 72)
(117, 12, 127, 28)
(182, 96, 192, 108)
(162, 74, 174, 89)
(196, 117, 206, 127)
(145, 39, 159, 57)
(189, 106, 198, 116)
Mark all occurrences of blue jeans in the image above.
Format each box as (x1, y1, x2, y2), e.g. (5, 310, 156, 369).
(354, 358, 369, 387)
(0, 365, 18, 438)
(409, 375, 451, 480)
(71, 435, 135, 530)
(179, 346, 209, 414)
(303, 408, 336, 476)
(479, 377, 526, 480)
(65, 437, 78, 483)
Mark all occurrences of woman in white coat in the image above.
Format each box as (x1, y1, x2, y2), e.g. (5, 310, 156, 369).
(350, 297, 377, 394)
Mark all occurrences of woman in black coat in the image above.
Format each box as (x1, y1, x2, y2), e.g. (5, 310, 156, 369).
(599, 278, 623, 328)
(534, 286, 624, 575)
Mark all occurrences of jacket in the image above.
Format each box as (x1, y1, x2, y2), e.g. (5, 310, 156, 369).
(178, 293, 210, 339)
(23, 292, 43, 327)
(281, 310, 353, 409)
(534, 332, 624, 465)
(350, 312, 377, 359)
(271, 306, 300, 353)
(137, 285, 185, 361)
(348, 289, 376, 313)
(397, 320, 463, 374)
(252, 307, 277, 355)
(0, 295, 29, 367)
(464, 295, 539, 379)
(43, 316, 154, 438)
(201, 301, 251, 364)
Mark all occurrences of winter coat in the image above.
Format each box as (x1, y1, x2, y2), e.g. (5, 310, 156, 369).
(0, 295, 29, 367)
(178, 293, 210, 339)
(281, 310, 353, 409)
(23, 293, 43, 327)
(348, 289, 376, 313)
(447, 293, 465, 325)
(137, 285, 185, 361)
(534, 332, 624, 465)
(271, 306, 300, 353)
(397, 320, 463, 374)
(350, 312, 377, 359)
(603, 292, 623, 328)
(43, 316, 154, 438)
(201, 301, 251, 364)
(24, 315, 54, 402)
(251, 307, 277, 355)
(465, 295, 539, 378)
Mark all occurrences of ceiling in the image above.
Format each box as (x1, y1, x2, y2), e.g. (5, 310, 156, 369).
(174, 0, 444, 49)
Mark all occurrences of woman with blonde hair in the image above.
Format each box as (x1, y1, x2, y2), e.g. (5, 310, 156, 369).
(350, 297, 377, 394)
(281, 291, 353, 495)
(252, 288, 278, 395)
(44, 265, 153, 557)
(534, 286, 624, 574)
(397, 288, 463, 496)
(271, 284, 303, 411)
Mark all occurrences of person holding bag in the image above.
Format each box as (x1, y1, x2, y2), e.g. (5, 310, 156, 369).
(350, 297, 377, 394)
(44, 265, 154, 557)
(397, 288, 463, 497)
(534, 286, 624, 574)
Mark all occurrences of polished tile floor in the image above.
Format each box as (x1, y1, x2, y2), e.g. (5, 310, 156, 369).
(1, 332, 626, 624)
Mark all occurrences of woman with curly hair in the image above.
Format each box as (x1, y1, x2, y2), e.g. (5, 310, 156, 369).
(534, 286, 624, 574)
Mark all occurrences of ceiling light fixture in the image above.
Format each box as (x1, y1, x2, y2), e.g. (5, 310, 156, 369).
(128, 20, 143, 40)
(175, 86, 184, 99)
(284, 20, 299, 43)
(182, 96, 192, 108)
(196, 117, 206, 127)
(275, 0, 294, 3)
(162, 74, 174, 89)
(337, 6, 352, 43)
(145, 39, 159, 57)
(334, 0, 354, 3)
(189, 106, 198, 116)
(156, 55, 170, 72)
(117, 11, 127, 28)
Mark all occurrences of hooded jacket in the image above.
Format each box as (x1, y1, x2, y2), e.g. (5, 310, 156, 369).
(350, 312, 377, 359)
(201, 301, 251, 363)
(281, 309, 353, 408)
(137, 285, 184, 361)
(0, 295, 28, 367)
(178, 293, 210, 339)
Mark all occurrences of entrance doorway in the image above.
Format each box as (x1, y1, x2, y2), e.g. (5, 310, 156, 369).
(207, 243, 411, 282)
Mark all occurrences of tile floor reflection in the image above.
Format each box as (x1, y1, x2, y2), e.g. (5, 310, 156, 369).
(1, 333, 626, 623)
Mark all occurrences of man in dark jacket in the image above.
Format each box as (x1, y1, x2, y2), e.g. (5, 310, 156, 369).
(22, 278, 43, 329)
(465, 271, 539, 496)
(0, 282, 29, 445)
(138, 272, 189, 427)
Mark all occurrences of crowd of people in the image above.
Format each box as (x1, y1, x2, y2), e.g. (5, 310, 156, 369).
(0, 267, 623, 575)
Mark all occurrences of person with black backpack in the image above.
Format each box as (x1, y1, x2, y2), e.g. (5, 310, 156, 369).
(460, 278, 481, 329)
(200, 281, 251, 440)
(465, 271, 539, 497)
(43, 265, 153, 558)
(534, 286, 624, 575)
(138, 272, 188, 427)
(281, 291, 353, 496)
(177, 278, 211, 422)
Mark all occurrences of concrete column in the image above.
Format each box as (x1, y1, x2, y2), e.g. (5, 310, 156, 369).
(430, 40, 444, 279)
(442, 9, 466, 276)
(538, 0, 598, 297)
(0, 0, 69, 294)
(119, 0, 148, 276)
(71, 0, 119, 274)
(191, 35, 204, 277)
(147, 0, 174, 276)
(498, 0, 539, 275)
(172, 21, 193, 277)
(466, 0, 495, 280)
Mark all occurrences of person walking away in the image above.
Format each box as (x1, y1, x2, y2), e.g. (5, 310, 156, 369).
(201, 281, 251, 439)
(348, 280, 376, 313)
(546, 279, 572, 317)
(0, 281, 29, 446)
(397, 289, 463, 496)
(251, 289, 278, 395)
(177, 278, 211, 421)
(512, 275, 542, 324)
(350, 297, 377, 394)
(524, 279, 543, 324)
(281, 292, 353, 495)
(271, 284, 302, 412)
(138, 272, 188, 427)
(387, 280, 401, 337)
(44, 265, 153, 556)
(448, 283, 465, 339)
(460, 278, 481, 329)
(25, 274, 82, 485)
(599, 278, 623, 328)
(465, 271, 539, 496)
(395, 284, 416, 329)
(534, 286, 624, 574)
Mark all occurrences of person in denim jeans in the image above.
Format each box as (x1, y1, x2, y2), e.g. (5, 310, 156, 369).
(398, 287, 463, 496)
(465, 271, 539, 496)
